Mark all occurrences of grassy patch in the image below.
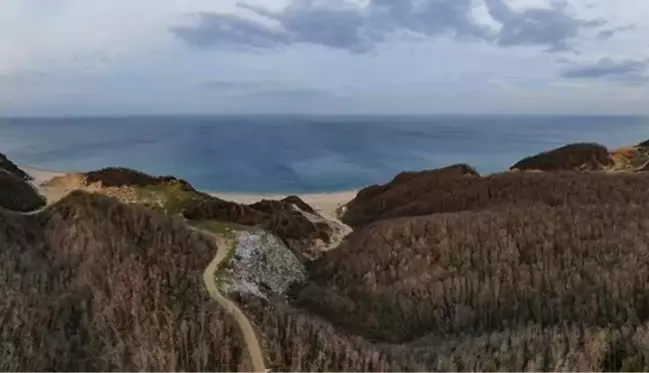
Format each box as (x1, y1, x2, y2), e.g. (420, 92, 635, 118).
(133, 183, 209, 215)
(215, 247, 237, 290)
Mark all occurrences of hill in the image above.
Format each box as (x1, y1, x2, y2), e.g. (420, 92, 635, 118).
(0, 171, 46, 212)
(0, 193, 411, 372)
(0, 152, 31, 180)
(282, 170, 649, 371)
(509, 142, 613, 171)
(342, 170, 649, 228)
(0, 192, 250, 371)
(6, 141, 649, 371)
(44, 166, 346, 260)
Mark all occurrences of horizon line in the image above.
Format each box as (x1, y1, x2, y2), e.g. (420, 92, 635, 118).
(2, 113, 648, 119)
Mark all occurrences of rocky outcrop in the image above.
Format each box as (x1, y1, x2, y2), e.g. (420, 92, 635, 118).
(0, 152, 31, 180)
(509, 143, 612, 172)
(342, 164, 480, 227)
(0, 170, 45, 212)
(183, 197, 334, 260)
(222, 230, 307, 299)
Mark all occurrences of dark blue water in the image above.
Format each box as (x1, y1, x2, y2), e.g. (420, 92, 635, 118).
(1, 115, 648, 193)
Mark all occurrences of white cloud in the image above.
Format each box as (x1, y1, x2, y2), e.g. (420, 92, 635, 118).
(0, 0, 647, 115)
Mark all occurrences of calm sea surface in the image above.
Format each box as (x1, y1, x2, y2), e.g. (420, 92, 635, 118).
(1, 115, 648, 193)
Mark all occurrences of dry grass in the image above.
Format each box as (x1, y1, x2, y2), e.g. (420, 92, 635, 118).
(133, 183, 210, 215)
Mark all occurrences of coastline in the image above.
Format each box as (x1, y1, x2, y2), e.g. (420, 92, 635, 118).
(21, 166, 357, 220)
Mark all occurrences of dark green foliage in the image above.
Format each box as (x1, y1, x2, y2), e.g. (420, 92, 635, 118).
(84, 167, 199, 192)
(0, 171, 46, 212)
(0, 152, 31, 180)
(510, 142, 612, 171)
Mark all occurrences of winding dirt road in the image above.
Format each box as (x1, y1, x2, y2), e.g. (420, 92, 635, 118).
(23, 200, 268, 371)
(202, 233, 267, 373)
(24, 171, 351, 373)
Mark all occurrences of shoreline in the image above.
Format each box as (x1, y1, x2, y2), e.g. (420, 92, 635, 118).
(21, 165, 358, 220)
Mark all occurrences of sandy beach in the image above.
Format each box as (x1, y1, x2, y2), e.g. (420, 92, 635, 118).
(209, 190, 356, 220)
(21, 166, 357, 220)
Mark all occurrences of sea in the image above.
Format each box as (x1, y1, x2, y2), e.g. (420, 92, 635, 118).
(1, 115, 648, 194)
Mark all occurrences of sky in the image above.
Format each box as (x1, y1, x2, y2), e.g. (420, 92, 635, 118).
(1, 0, 648, 116)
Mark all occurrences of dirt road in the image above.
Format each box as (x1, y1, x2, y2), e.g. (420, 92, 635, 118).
(202, 233, 267, 372)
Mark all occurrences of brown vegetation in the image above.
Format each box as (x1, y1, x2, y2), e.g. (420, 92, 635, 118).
(510, 142, 612, 172)
(354, 163, 478, 202)
(0, 191, 250, 371)
(256, 167, 649, 371)
(343, 164, 480, 227)
(0, 171, 46, 212)
(303, 201, 649, 343)
(238, 293, 412, 372)
(8, 142, 649, 371)
(6, 185, 643, 373)
(1, 186, 402, 372)
(0, 152, 31, 180)
(342, 170, 649, 228)
(287, 201, 649, 371)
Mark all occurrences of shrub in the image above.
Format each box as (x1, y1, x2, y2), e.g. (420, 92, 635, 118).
(510, 142, 612, 172)
(0, 171, 45, 212)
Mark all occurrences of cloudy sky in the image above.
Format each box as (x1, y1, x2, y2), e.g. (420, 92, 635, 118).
(1, 0, 648, 116)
